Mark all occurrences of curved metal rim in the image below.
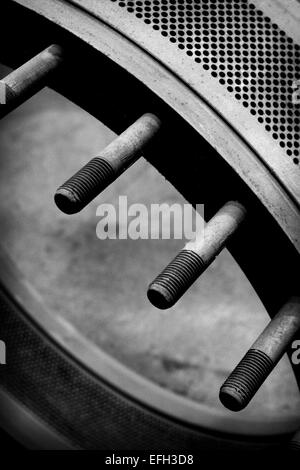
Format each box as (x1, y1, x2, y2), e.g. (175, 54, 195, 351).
(0, 389, 74, 450)
(0, 0, 299, 443)
(0, 247, 299, 438)
(14, 0, 300, 253)
(71, 0, 300, 205)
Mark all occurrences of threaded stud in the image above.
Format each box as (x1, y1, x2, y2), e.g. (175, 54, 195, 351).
(289, 440, 300, 451)
(55, 113, 161, 214)
(289, 432, 300, 451)
(147, 201, 246, 309)
(147, 250, 205, 309)
(0, 44, 63, 117)
(219, 349, 274, 411)
(55, 157, 115, 214)
(219, 297, 300, 412)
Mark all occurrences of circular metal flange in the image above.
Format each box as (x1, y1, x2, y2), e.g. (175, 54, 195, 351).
(0, 0, 299, 449)
(15, 0, 300, 250)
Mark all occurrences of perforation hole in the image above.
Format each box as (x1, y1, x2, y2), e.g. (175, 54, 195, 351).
(112, 0, 300, 166)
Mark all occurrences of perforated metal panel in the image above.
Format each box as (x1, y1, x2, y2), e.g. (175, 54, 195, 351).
(111, 0, 300, 166)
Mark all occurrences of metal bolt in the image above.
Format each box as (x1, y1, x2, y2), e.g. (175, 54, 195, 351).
(54, 113, 161, 214)
(289, 428, 300, 451)
(0, 45, 63, 116)
(147, 201, 246, 309)
(219, 296, 300, 411)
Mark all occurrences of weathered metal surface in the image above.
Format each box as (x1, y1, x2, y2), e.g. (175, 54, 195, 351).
(148, 201, 246, 309)
(55, 113, 161, 214)
(1, 248, 295, 440)
(220, 297, 300, 411)
(0, 0, 297, 442)
(290, 427, 300, 450)
(13, 0, 300, 253)
(0, 0, 297, 449)
(2, 0, 297, 379)
(75, 0, 300, 203)
(0, 44, 63, 117)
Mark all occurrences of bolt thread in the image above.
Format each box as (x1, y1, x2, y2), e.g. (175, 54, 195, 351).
(289, 439, 300, 451)
(55, 157, 115, 214)
(219, 349, 274, 411)
(147, 250, 205, 309)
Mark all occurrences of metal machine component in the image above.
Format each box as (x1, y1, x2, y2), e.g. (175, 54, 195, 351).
(290, 427, 300, 450)
(220, 297, 300, 411)
(56, 0, 300, 250)
(0, 44, 63, 117)
(0, 0, 299, 450)
(147, 201, 247, 309)
(55, 113, 161, 214)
